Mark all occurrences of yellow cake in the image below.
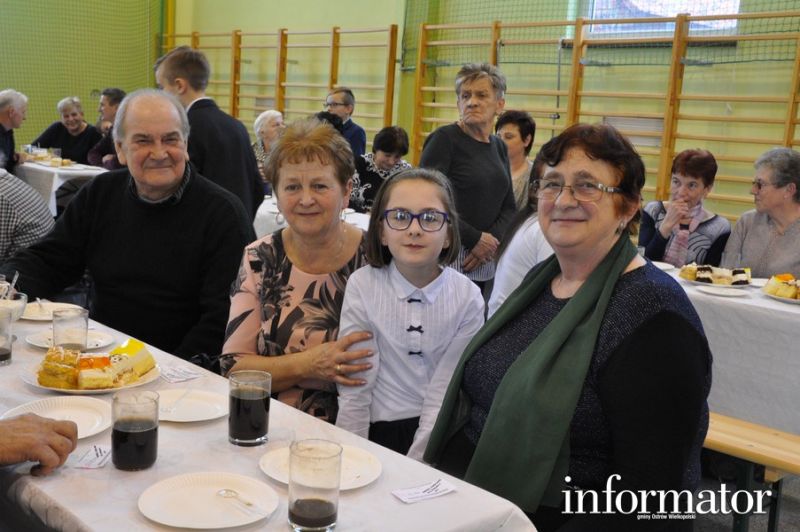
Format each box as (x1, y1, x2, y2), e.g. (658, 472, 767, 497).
(37, 347, 81, 389)
(679, 262, 698, 281)
(77, 355, 115, 389)
(109, 339, 156, 377)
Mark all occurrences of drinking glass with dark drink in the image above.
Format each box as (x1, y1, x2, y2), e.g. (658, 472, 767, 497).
(52, 308, 88, 350)
(228, 370, 271, 446)
(112, 390, 158, 471)
(0, 308, 12, 366)
(288, 439, 342, 532)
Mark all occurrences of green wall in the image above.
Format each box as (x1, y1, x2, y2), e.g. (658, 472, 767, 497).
(0, 0, 162, 145)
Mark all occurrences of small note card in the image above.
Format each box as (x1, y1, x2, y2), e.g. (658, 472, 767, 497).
(72, 444, 111, 469)
(161, 365, 202, 383)
(392, 478, 456, 504)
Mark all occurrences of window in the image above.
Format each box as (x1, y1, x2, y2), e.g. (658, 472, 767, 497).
(588, 0, 741, 35)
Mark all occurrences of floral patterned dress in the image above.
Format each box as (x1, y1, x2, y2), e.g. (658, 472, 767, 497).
(222, 230, 367, 422)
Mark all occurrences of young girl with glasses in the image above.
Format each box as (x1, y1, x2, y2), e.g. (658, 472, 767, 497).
(336, 168, 485, 459)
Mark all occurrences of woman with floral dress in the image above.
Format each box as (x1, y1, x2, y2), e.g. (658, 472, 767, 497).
(221, 118, 373, 422)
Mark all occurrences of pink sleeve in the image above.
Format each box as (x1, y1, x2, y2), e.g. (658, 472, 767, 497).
(222, 244, 264, 359)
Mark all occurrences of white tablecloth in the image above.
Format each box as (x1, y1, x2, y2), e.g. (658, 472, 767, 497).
(0, 317, 534, 532)
(254, 196, 371, 238)
(15, 162, 106, 216)
(669, 272, 800, 434)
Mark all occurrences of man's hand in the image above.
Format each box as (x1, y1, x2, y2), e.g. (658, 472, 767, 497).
(0, 414, 78, 476)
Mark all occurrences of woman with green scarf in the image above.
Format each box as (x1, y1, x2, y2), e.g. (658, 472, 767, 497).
(424, 124, 711, 531)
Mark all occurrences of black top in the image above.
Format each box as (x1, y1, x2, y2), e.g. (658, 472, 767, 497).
(419, 123, 516, 249)
(87, 133, 123, 170)
(1, 124, 16, 173)
(1, 167, 255, 361)
(187, 99, 263, 220)
(32, 122, 102, 164)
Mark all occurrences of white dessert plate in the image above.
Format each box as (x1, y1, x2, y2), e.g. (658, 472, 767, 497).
(21, 365, 161, 395)
(259, 444, 381, 490)
(696, 286, 749, 298)
(688, 279, 749, 289)
(25, 330, 115, 350)
(31, 161, 94, 171)
(750, 278, 768, 288)
(1, 396, 111, 439)
(651, 261, 676, 272)
(762, 292, 800, 305)
(21, 302, 83, 321)
(158, 389, 228, 422)
(138, 472, 278, 529)
(343, 208, 355, 214)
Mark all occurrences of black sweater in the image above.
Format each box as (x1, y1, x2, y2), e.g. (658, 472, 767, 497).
(32, 122, 102, 164)
(1, 168, 255, 360)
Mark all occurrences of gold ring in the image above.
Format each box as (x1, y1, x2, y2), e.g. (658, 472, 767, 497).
(336, 364, 342, 374)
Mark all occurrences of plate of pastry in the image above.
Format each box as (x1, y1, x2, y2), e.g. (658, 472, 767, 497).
(761, 274, 800, 304)
(679, 263, 750, 287)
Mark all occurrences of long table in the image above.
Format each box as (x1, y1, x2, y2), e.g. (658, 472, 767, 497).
(0, 316, 534, 531)
(15, 162, 106, 216)
(669, 272, 800, 435)
(254, 196, 371, 238)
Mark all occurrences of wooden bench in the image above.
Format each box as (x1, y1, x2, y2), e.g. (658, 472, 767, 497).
(704, 412, 800, 532)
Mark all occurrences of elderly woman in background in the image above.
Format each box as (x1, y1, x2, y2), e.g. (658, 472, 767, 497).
(32, 97, 101, 164)
(487, 155, 553, 317)
(426, 124, 711, 530)
(495, 110, 536, 210)
(722, 147, 800, 277)
(252, 110, 285, 193)
(222, 118, 372, 422)
(639, 149, 730, 267)
(420, 63, 516, 288)
(350, 126, 412, 212)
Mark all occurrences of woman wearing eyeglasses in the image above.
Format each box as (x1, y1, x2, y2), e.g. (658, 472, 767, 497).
(221, 118, 373, 423)
(425, 124, 711, 530)
(721, 147, 800, 277)
(639, 149, 730, 267)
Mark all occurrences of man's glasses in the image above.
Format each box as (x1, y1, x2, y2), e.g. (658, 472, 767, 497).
(751, 180, 778, 191)
(533, 179, 622, 202)
(323, 102, 347, 109)
(383, 209, 449, 232)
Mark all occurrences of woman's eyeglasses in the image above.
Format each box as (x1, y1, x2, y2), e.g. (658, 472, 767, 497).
(382, 209, 449, 232)
(751, 180, 778, 191)
(533, 180, 622, 202)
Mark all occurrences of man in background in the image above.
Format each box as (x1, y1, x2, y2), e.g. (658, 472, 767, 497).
(325, 87, 366, 158)
(0, 89, 29, 174)
(0, 168, 54, 261)
(1, 90, 254, 366)
(155, 46, 262, 220)
(87, 87, 126, 169)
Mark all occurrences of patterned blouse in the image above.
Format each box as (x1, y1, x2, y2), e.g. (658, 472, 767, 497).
(222, 230, 368, 422)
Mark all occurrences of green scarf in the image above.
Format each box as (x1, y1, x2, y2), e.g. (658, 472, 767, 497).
(424, 233, 637, 512)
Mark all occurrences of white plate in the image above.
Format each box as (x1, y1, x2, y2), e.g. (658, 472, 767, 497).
(158, 389, 228, 422)
(21, 365, 161, 395)
(763, 292, 800, 305)
(651, 261, 676, 272)
(1, 396, 111, 439)
(687, 279, 749, 289)
(696, 286, 749, 298)
(21, 302, 83, 321)
(750, 278, 768, 288)
(343, 208, 355, 214)
(138, 472, 278, 529)
(25, 330, 115, 350)
(259, 444, 381, 490)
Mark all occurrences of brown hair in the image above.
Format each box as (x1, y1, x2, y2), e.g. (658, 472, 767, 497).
(154, 46, 210, 92)
(537, 123, 644, 234)
(671, 149, 718, 188)
(265, 117, 354, 191)
(365, 168, 460, 267)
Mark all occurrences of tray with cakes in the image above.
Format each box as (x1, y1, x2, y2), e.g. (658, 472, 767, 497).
(23, 339, 160, 394)
(678, 263, 751, 288)
(761, 274, 800, 305)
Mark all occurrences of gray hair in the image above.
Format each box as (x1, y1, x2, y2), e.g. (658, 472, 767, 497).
(112, 89, 190, 143)
(0, 89, 28, 112)
(454, 63, 507, 99)
(755, 147, 800, 202)
(57, 96, 83, 114)
(254, 110, 282, 136)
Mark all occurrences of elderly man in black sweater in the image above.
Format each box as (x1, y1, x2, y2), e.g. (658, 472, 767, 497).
(1, 89, 254, 366)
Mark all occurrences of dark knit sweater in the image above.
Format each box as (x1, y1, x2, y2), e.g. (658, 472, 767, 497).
(32, 122, 102, 164)
(1, 168, 255, 360)
(461, 264, 712, 529)
(419, 123, 516, 249)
